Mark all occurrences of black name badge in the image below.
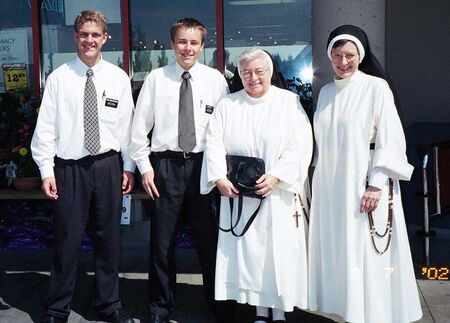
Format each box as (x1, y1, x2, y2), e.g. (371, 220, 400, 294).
(205, 105, 214, 114)
(105, 98, 118, 108)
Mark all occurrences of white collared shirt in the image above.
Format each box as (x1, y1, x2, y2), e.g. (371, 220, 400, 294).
(31, 56, 135, 179)
(131, 61, 229, 174)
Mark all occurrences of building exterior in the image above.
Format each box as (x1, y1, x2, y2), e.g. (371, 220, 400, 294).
(1, 0, 449, 225)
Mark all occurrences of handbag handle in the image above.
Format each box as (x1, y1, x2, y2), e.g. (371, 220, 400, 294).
(212, 188, 263, 236)
(230, 195, 262, 237)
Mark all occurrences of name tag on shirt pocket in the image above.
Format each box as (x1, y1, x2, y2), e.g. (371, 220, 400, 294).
(205, 105, 214, 114)
(105, 98, 118, 108)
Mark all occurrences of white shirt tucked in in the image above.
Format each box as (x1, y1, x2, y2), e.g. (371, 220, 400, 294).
(31, 56, 135, 179)
(131, 61, 228, 175)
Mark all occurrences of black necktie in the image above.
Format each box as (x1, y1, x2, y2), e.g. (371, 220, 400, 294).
(83, 68, 101, 155)
(178, 71, 196, 153)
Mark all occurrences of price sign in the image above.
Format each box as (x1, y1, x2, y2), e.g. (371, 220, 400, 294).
(421, 265, 449, 280)
(2, 63, 28, 91)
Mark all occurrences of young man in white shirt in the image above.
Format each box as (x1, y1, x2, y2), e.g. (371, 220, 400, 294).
(131, 18, 229, 323)
(31, 10, 135, 323)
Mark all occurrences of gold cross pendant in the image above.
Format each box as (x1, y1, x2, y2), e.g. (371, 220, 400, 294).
(293, 210, 300, 228)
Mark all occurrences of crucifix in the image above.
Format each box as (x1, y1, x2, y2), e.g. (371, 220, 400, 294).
(293, 209, 300, 228)
(293, 194, 300, 228)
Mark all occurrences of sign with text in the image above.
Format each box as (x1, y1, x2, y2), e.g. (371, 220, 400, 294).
(2, 63, 28, 91)
(0, 30, 29, 92)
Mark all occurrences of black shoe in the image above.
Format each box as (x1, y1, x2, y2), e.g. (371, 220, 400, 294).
(42, 314, 68, 323)
(103, 308, 135, 323)
(149, 313, 169, 323)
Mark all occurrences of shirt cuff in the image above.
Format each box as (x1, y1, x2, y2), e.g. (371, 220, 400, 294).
(369, 168, 389, 189)
(123, 160, 136, 173)
(39, 165, 55, 180)
(136, 158, 153, 175)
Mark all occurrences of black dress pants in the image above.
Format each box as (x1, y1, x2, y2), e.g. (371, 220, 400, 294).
(46, 151, 122, 319)
(148, 152, 218, 317)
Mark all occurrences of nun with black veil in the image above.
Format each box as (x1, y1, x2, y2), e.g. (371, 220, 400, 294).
(308, 25, 423, 323)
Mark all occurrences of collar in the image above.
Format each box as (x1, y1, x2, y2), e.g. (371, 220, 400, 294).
(75, 55, 104, 77)
(242, 85, 273, 104)
(334, 70, 363, 88)
(174, 61, 200, 81)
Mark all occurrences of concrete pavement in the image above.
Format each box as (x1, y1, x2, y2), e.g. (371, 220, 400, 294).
(0, 245, 449, 323)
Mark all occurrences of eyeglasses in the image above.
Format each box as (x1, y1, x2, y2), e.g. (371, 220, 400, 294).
(241, 68, 269, 79)
(331, 52, 358, 62)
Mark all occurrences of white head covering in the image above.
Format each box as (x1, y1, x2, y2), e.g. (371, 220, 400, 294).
(327, 34, 365, 63)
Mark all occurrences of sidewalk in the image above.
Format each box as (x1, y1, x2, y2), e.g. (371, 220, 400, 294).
(1, 245, 449, 323)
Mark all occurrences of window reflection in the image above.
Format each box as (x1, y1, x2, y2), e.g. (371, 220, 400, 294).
(130, 0, 217, 93)
(224, 0, 312, 109)
(41, 0, 123, 80)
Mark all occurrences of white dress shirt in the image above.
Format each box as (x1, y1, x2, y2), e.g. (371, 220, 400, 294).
(131, 61, 228, 175)
(31, 56, 135, 179)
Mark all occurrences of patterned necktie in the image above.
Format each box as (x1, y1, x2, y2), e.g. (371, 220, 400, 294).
(83, 68, 101, 155)
(178, 71, 196, 153)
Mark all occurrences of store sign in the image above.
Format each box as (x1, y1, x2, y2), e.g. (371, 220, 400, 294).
(2, 63, 28, 91)
(28, 0, 64, 14)
(0, 30, 29, 93)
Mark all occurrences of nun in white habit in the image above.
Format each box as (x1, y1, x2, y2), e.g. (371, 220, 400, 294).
(201, 48, 312, 323)
(308, 25, 423, 323)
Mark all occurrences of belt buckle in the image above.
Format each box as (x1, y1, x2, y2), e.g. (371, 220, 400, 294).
(183, 152, 191, 159)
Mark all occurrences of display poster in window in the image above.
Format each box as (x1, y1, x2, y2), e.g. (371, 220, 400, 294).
(0, 30, 29, 93)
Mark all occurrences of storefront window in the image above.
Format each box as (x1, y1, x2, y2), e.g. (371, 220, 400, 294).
(0, 1, 33, 94)
(41, 0, 124, 81)
(130, 0, 217, 87)
(224, 0, 312, 109)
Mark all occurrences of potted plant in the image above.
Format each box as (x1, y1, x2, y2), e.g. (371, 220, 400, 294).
(0, 90, 40, 189)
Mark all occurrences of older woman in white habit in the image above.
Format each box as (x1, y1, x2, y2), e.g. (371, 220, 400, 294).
(201, 48, 312, 323)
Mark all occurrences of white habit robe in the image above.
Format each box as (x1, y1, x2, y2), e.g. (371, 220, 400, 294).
(309, 71, 423, 323)
(201, 86, 313, 311)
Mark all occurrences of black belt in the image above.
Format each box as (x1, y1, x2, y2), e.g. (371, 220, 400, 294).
(370, 143, 375, 150)
(55, 150, 119, 165)
(152, 150, 203, 159)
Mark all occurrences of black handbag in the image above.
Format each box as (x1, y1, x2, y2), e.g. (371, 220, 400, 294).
(214, 155, 265, 237)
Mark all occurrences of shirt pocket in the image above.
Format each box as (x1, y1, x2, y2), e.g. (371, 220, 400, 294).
(99, 95, 120, 127)
(197, 100, 215, 129)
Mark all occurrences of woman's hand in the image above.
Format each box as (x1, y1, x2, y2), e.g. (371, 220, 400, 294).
(360, 185, 382, 213)
(216, 179, 239, 198)
(255, 174, 279, 198)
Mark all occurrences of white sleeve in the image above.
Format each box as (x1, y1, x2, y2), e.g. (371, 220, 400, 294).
(118, 75, 136, 173)
(131, 73, 155, 175)
(268, 98, 313, 192)
(31, 75, 58, 179)
(371, 80, 413, 181)
(200, 100, 228, 194)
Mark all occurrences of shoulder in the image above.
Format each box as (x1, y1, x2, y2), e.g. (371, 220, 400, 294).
(220, 90, 244, 104)
(197, 63, 226, 80)
(45, 60, 77, 84)
(360, 72, 390, 90)
(145, 64, 173, 82)
(102, 60, 129, 79)
(214, 91, 241, 113)
(273, 86, 297, 98)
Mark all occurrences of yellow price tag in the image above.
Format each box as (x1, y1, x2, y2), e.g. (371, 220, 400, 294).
(3, 64, 28, 91)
